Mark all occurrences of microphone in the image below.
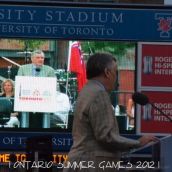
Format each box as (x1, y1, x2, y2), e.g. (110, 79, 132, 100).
(132, 92, 149, 105)
(132, 92, 172, 122)
(35, 67, 41, 72)
(35, 67, 41, 76)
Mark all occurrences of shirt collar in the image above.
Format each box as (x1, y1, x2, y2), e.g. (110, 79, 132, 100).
(92, 80, 105, 91)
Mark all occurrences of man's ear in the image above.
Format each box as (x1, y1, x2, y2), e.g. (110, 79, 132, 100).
(104, 68, 111, 78)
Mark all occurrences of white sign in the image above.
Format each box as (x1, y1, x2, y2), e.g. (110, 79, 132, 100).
(14, 76, 57, 113)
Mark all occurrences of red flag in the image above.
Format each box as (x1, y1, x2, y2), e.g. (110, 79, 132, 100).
(69, 41, 87, 91)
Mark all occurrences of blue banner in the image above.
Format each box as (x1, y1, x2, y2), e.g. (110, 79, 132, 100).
(0, 132, 72, 151)
(0, 3, 171, 152)
(0, 5, 172, 41)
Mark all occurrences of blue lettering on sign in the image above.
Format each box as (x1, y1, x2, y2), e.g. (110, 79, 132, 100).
(0, 133, 72, 151)
(0, 5, 171, 41)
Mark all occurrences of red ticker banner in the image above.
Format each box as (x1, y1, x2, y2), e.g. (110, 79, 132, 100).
(138, 42, 172, 88)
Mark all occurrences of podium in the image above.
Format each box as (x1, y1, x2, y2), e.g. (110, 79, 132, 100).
(14, 76, 57, 128)
(152, 135, 172, 172)
(122, 135, 172, 171)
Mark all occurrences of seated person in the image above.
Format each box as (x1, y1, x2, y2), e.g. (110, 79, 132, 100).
(0, 79, 20, 127)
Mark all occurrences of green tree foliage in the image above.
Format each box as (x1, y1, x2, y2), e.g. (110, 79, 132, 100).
(19, 39, 45, 51)
(81, 41, 135, 57)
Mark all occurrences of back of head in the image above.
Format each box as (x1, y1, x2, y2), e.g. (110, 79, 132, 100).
(86, 52, 116, 79)
(0, 98, 12, 125)
(0, 98, 12, 113)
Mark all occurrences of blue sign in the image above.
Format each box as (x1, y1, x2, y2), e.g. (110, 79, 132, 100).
(0, 132, 72, 151)
(0, 4, 172, 41)
(0, 3, 171, 152)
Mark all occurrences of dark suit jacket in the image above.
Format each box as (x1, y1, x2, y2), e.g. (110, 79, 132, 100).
(63, 80, 140, 172)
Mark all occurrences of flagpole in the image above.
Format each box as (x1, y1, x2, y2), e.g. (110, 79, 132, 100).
(65, 41, 72, 95)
